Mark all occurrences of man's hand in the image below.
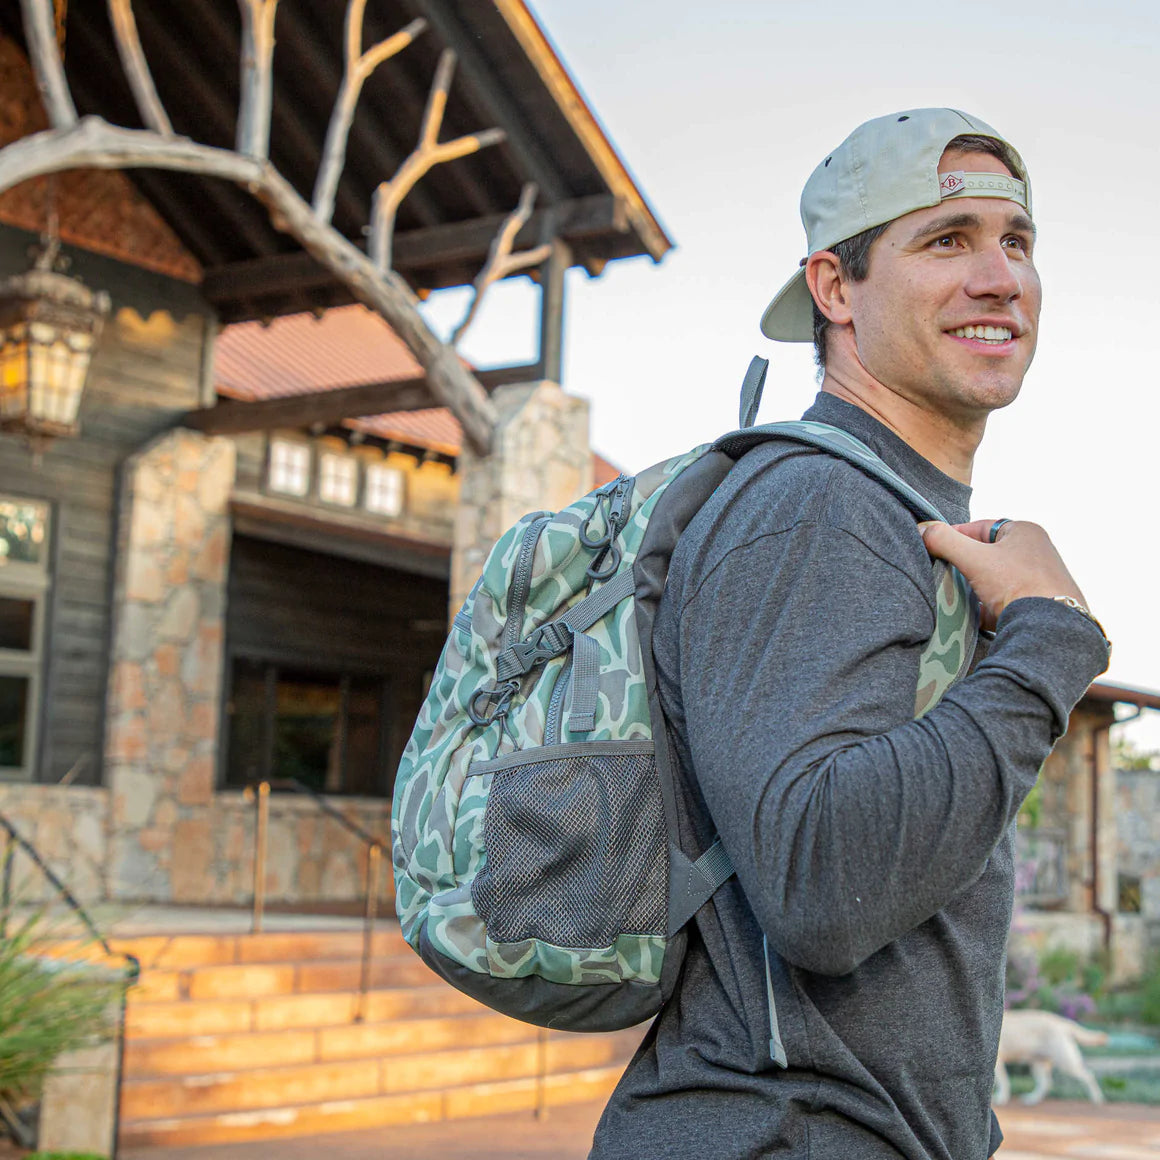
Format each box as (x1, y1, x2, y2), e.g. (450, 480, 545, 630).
(919, 519, 1088, 633)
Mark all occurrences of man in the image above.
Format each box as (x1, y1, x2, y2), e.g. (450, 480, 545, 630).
(589, 109, 1110, 1159)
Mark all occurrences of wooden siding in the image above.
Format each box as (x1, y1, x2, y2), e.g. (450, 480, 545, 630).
(223, 535, 449, 790)
(0, 229, 212, 785)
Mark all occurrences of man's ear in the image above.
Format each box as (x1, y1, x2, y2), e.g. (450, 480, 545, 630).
(805, 251, 853, 326)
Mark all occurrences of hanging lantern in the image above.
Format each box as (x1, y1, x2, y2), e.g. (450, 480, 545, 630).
(0, 247, 111, 444)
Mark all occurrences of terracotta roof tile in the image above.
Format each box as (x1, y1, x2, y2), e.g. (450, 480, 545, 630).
(215, 305, 423, 397)
(215, 304, 621, 472)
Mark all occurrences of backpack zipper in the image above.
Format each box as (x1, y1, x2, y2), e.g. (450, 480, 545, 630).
(504, 515, 553, 650)
(544, 654, 573, 745)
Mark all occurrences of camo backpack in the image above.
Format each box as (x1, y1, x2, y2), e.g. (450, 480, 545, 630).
(391, 358, 978, 1042)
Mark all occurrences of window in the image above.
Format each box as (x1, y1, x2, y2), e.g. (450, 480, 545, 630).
(225, 658, 389, 796)
(364, 463, 405, 517)
(1118, 874, 1142, 914)
(268, 439, 311, 497)
(0, 498, 50, 780)
(319, 452, 357, 507)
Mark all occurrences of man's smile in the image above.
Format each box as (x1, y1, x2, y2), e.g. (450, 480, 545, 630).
(943, 319, 1025, 354)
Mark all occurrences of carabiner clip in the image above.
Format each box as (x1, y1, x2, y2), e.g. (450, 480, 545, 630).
(467, 680, 520, 727)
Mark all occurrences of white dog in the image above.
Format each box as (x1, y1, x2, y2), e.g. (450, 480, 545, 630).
(993, 1010, 1109, 1106)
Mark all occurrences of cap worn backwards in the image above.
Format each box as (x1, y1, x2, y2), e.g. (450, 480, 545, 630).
(760, 108, 1032, 343)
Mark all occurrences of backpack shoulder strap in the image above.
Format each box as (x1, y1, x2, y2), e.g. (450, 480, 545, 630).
(714, 419, 948, 524)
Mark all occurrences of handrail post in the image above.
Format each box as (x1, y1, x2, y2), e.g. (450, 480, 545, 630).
(534, 1027, 549, 1120)
(355, 841, 382, 1023)
(251, 781, 270, 934)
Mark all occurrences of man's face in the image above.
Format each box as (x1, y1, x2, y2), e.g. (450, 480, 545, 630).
(843, 149, 1041, 423)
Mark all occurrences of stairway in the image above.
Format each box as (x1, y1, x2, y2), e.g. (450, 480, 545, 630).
(105, 927, 643, 1148)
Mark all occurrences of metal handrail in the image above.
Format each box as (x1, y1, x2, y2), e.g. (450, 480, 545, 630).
(243, 778, 386, 1023)
(0, 812, 140, 1157)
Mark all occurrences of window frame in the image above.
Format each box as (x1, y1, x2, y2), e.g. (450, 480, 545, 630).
(266, 436, 314, 499)
(0, 497, 51, 782)
(363, 462, 406, 518)
(317, 449, 358, 508)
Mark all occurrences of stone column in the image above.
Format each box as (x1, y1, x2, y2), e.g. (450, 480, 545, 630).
(450, 381, 592, 615)
(104, 429, 235, 901)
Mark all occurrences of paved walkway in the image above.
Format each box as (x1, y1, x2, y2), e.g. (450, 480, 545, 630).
(122, 1098, 1160, 1160)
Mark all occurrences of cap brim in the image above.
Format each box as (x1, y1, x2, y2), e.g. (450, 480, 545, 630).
(760, 267, 815, 342)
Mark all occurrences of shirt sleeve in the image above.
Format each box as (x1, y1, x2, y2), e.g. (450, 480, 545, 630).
(671, 508, 1109, 976)
(989, 1107, 1004, 1155)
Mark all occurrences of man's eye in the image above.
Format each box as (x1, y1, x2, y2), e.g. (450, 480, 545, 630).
(1003, 236, 1029, 253)
(931, 235, 957, 249)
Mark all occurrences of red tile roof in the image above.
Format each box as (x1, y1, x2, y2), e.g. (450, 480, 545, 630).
(215, 304, 622, 472)
(215, 305, 465, 454)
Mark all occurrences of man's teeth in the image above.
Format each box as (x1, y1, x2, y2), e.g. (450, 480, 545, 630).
(949, 325, 1012, 342)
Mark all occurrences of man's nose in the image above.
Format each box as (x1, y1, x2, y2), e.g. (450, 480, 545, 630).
(964, 244, 1022, 302)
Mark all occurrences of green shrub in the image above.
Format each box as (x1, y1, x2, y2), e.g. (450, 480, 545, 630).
(26, 1153, 108, 1159)
(0, 911, 128, 1105)
(1140, 957, 1160, 1028)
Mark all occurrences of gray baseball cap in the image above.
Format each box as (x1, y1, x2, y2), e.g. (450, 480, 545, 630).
(760, 108, 1031, 342)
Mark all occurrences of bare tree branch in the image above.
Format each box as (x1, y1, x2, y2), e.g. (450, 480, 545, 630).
(20, 0, 77, 129)
(368, 49, 506, 270)
(451, 183, 551, 347)
(108, 0, 173, 136)
(236, 0, 279, 159)
(312, 6, 427, 225)
(0, 117, 497, 452)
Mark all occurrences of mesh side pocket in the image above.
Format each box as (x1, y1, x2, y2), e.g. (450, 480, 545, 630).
(470, 745, 666, 948)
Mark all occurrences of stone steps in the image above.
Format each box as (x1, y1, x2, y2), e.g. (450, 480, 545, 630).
(114, 927, 643, 1146)
(120, 1064, 626, 1149)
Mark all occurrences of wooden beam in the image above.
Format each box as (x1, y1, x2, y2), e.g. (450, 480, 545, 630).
(538, 237, 570, 384)
(402, 0, 568, 204)
(184, 364, 548, 436)
(183, 376, 435, 434)
(492, 0, 672, 263)
(475, 362, 543, 390)
(200, 195, 622, 305)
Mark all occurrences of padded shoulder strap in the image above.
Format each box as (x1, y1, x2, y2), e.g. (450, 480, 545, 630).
(738, 356, 769, 428)
(714, 419, 948, 524)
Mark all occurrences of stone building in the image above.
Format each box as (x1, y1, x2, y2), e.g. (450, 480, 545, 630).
(0, 2, 669, 913)
(1016, 681, 1160, 981)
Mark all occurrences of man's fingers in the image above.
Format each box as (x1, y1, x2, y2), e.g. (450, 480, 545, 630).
(918, 520, 990, 569)
(951, 519, 1008, 544)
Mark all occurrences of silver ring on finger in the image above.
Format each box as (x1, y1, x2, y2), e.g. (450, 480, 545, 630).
(988, 518, 1012, 544)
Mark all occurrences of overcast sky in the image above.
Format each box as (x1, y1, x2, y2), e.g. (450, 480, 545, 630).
(424, 0, 1160, 752)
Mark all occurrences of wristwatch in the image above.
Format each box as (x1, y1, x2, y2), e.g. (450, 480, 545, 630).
(1053, 596, 1111, 652)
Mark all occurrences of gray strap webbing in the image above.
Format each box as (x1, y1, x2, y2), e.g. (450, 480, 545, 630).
(559, 568, 635, 634)
(566, 631, 601, 732)
(667, 837, 735, 934)
(694, 836, 734, 893)
(495, 568, 635, 692)
(739, 356, 769, 428)
(763, 935, 788, 1068)
(560, 570, 635, 733)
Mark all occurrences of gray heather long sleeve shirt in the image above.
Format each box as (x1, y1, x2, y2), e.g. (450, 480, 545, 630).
(590, 393, 1110, 1160)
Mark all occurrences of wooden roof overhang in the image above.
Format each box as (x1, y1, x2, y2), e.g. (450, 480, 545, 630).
(0, 0, 671, 322)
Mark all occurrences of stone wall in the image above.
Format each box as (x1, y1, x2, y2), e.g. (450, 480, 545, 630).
(0, 784, 107, 905)
(205, 793, 394, 907)
(451, 381, 592, 614)
(1116, 768, 1160, 939)
(104, 429, 236, 902)
(1035, 703, 1118, 915)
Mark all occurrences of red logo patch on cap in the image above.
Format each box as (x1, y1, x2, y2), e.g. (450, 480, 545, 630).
(939, 172, 965, 195)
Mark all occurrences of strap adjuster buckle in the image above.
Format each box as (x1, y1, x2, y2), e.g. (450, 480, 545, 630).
(507, 622, 571, 675)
